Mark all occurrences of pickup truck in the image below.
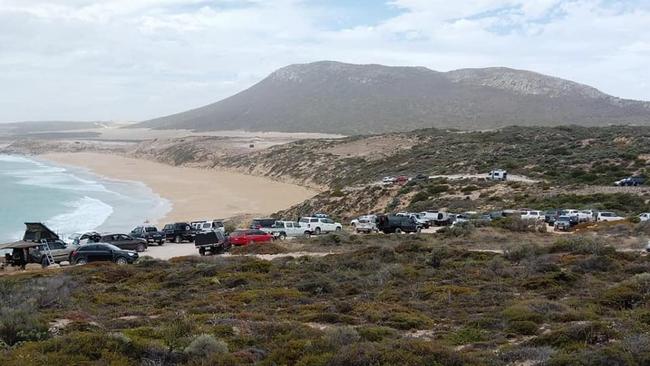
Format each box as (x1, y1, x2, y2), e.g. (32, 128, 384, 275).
(162, 222, 195, 243)
(130, 225, 165, 245)
(195, 231, 230, 256)
(263, 221, 305, 240)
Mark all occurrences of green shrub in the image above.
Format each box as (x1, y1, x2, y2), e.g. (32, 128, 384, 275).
(550, 236, 615, 256)
(445, 326, 487, 345)
(184, 334, 228, 358)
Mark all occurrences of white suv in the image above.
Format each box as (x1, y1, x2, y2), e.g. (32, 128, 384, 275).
(520, 210, 545, 221)
(299, 217, 343, 235)
(597, 211, 625, 222)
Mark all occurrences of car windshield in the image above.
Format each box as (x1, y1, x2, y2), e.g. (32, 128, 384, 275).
(231, 231, 244, 237)
(299, 218, 308, 223)
(558, 216, 570, 221)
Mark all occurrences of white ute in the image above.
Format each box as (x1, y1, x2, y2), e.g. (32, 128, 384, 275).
(299, 217, 343, 235)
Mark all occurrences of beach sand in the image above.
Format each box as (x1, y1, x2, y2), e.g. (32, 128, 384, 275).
(40, 152, 318, 225)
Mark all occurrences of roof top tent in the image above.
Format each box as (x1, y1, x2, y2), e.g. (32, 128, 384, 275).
(488, 169, 508, 181)
(23, 222, 60, 243)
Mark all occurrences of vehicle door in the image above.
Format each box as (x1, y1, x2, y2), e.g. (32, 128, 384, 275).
(84, 245, 103, 262)
(48, 240, 68, 262)
(323, 218, 336, 232)
(116, 234, 136, 250)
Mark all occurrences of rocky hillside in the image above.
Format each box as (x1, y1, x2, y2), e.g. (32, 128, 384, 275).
(136, 61, 650, 134)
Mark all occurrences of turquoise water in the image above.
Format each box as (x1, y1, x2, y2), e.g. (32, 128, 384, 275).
(0, 155, 170, 243)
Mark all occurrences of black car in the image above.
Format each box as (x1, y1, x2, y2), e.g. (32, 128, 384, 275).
(71, 243, 138, 265)
(250, 218, 276, 230)
(131, 225, 165, 245)
(376, 215, 422, 234)
(100, 234, 148, 252)
(163, 222, 195, 243)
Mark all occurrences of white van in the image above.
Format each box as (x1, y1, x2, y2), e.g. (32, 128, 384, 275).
(520, 210, 545, 221)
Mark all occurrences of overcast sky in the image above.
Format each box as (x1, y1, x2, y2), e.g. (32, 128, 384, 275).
(1, 0, 649, 123)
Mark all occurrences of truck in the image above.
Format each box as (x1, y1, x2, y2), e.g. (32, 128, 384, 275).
(195, 231, 230, 256)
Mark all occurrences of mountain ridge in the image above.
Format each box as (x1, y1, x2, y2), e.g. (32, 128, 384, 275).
(135, 61, 650, 134)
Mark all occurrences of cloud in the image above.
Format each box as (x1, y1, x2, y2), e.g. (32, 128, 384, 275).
(0, 0, 649, 122)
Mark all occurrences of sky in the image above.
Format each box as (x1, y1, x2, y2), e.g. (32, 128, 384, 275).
(1, 0, 649, 123)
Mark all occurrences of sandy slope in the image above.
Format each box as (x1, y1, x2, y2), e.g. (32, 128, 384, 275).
(40, 152, 318, 224)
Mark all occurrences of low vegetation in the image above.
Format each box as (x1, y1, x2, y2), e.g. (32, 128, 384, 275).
(1, 234, 649, 365)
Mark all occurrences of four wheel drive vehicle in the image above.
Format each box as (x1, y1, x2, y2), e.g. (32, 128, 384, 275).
(488, 169, 507, 181)
(130, 225, 165, 245)
(355, 218, 378, 233)
(395, 176, 409, 185)
(639, 213, 650, 222)
(351, 215, 377, 228)
(229, 230, 274, 246)
(163, 222, 195, 243)
(411, 174, 429, 182)
(99, 234, 148, 252)
(615, 176, 645, 186)
(423, 211, 453, 226)
(195, 231, 230, 256)
(382, 176, 396, 185)
(554, 216, 573, 231)
(250, 218, 277, 230)
(195, 220, 225, 233)
(265, 221, 305, 239)
(596, 211, 625, 222)
(544, 211, 560, 224)
(520, 210, 545, 221)
(31, 240, 79, 266)
(71, 243, 138, 265)
(578, 210, 595, 223)
(299, 217, 343, 235)
(397, 213, 430, 228)
(376, 215, 422, 234)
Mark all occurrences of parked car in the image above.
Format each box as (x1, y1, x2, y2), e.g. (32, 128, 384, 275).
(191, 220, 225, 233)
(70, 231, 102, 246)
(31, 239, 78, 266)
(411, 174, 429, 182)
(229, 230, 274, 246)
(615, 176, 645, 186)
(554, 216, 573, 231)
(195, 231, 230, 256)
(250, 218, 277, 230)
(544, 210, 560, 224)
(596, 211, 625, 222)
(350, 215, 376, 228)
(376, 215, 422, 234)
(488, 169, 507, 181)
(299, 217, 343, 235)
(355, 217, 378, 234)
(520, 210, 545, 221)
(266, 221, 305, 239)
(382, 176, 396, 185)
(71, 243, 138, 265)
(130, 225, 165, 245)
(395, 176, 409, 185)
(578, 210, 595, 223)
(100, 234, 148, 252)
(163, 222, 195, 243)
(638, 213, 650, 222)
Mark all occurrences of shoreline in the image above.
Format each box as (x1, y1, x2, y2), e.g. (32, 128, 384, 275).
(39, 152, 318, 226)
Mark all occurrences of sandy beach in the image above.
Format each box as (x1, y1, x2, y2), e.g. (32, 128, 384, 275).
(40, 152, 318, 225)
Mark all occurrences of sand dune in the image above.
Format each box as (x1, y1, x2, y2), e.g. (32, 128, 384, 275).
(40, 153, 318, 224)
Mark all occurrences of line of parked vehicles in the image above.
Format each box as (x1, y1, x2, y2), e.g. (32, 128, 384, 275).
(349, 208, 647, 234)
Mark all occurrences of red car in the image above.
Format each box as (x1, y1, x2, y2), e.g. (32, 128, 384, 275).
(229, 230, 274, 246)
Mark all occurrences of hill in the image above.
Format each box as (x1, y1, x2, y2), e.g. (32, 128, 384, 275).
(136, 61, 650, 134)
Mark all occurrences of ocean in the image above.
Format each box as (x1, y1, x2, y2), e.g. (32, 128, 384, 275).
(0, 154, 171, 243)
